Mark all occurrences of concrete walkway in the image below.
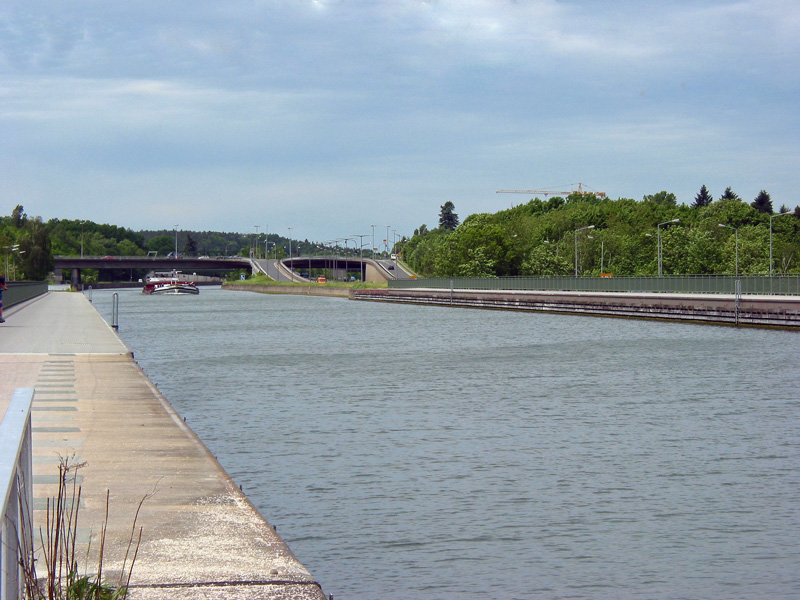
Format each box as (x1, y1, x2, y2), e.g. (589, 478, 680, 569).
(1, 292, 327, 599)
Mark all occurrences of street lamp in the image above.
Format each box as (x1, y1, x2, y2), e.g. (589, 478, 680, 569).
(385, 225, 391, 257)
(4, 244, 19, 279)
(770, 213, 792, 276)
(350, 234, 369, 262)
(574, 225, 595, 276)
(287, 227, 294, 279)
(657, 218, 680, 277)
(174, 225, 179, 257)
(371, 225, 376, 258)
(718, 223, 739, 276)
(254, 225, 260, 258)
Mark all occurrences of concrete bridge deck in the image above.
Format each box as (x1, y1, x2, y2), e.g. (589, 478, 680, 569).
(0, 292, 327, 599)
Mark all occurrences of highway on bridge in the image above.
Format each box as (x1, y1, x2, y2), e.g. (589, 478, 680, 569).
(55, 255, 415, 284)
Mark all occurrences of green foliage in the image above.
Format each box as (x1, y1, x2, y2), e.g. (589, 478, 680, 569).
(720, 186, 740, 201)
(521, 244, 571, 276)
(146, 235, 174, 255)
(438, 201, 459, 231)
(751, 190, 773, 214)
(692, 185, 713, 208)
(643, 191, 678, 207)
(403, 192, 800, 278)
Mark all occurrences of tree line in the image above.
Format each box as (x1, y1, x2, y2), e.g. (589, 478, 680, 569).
(401, 187, 800, 278)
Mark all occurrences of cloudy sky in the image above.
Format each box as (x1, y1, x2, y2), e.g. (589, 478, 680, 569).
(2, 1, 798, 244)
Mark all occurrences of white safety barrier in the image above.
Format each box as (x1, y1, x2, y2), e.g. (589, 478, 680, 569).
(0, 388, 33, 600)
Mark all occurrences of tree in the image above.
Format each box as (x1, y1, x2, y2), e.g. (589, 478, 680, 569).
(11, 205, 27, 228)
(17, 216, 52, 280)
(184, 234, 199, 256)
(720, 186, 740, 201)
(439, 201, 459, 231)
(643, 191, 677, 207)
(146, 235, 174, 255)
(692, 185, 713, 208)
(751, 190, 773, 214)
(520, 244, 571, 276)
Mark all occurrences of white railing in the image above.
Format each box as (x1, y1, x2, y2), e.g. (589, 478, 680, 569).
(0, 388, 33, 600)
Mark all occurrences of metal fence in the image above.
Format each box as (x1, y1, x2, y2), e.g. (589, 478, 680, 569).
(390, 275, 800, 295)
(0, 388, 34, 600)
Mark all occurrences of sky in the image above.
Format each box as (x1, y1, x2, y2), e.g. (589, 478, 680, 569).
(2, 1, 799, 245)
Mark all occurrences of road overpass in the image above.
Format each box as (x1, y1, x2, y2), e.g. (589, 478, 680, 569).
(55, 254, 416, 285)
(252, 255, 415, 283)
(54, 255, 253, 284)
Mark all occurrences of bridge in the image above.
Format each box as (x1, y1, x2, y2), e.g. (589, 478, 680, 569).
(251, 256, 416, 283)
(54, 255, 415, 285)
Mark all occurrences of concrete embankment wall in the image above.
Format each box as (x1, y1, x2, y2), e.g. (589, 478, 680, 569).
(224, 283, 354, 298)
(353, 287, 800, 329)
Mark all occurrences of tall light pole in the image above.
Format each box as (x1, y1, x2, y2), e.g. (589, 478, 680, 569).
(350, 234, 368, 261)
(657, 218, 680, 277)
(288, 227, 293, 267)
(80, 220, 85, 258)
(371, 225, 376, 258)
(254, 225, 260, 258)
(385, 225, 391, 257)
(770, 213, 792, 276)
(174, 225, 179, 257)
(718, 223, 739, 276)
(574, 225, 594, 276)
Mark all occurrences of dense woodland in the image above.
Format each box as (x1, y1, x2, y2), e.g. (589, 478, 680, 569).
(402, 188, 800, 278)
(2, 185, 800, 281)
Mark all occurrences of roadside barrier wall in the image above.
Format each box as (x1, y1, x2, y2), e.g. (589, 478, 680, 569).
(3, 283, 48, 308)
(390, 275, 800, 295)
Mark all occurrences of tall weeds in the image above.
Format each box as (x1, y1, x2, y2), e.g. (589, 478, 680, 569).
(17, 456, 146, 600)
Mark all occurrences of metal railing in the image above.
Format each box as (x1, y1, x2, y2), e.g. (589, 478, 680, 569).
(1, 388, 34, 600)
(389, 275, 800, 296)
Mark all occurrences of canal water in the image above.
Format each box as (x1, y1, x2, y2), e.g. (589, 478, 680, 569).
(91, 287, 800, 599)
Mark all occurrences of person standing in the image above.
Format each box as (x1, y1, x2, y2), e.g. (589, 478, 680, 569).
(0, 271, 6, 323)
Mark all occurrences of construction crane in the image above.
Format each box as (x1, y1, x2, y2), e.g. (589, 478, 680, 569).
(496, 183, 606, 198)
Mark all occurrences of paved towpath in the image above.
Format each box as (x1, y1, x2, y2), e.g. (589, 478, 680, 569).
(1, 292, 327, 600)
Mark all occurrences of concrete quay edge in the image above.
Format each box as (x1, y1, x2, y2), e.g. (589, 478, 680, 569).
(0, 291, 328, 600)
(352, 287, 800, 329)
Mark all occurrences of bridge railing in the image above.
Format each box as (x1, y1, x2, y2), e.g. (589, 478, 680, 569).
(0, 388, 34, 600)
(4, 282, 48, 308)
(389, 275, 800, 295)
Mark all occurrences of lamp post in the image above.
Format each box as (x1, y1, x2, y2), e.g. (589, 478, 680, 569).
(4, 244, 19, 279)
(657, 218, 680, 277)
(770, 213, 792, 276)
(288, 227, 293, 272)
(253, 225, 260, 258)
(80, 220, 85, 258)
(574, 225, 595, 276)
(174, 225, 179, 257)
(385, 225, 391, 257)
(718, 223, 739, 276)
(371, 225, 376, 258)
(351, 234, 369, 263)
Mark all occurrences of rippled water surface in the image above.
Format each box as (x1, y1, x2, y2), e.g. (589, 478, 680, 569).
(92, 287, 800, 599)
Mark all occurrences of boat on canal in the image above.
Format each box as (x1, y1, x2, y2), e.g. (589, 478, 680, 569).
(142, 271, 199, 295)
